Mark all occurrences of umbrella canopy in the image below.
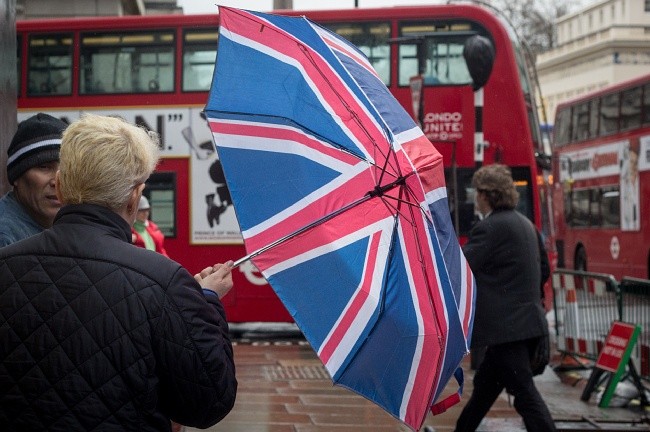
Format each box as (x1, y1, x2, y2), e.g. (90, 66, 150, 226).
(205, 7, 476, 430)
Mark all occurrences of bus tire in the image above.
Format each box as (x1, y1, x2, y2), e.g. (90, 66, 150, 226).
(574, 246, 587, 272)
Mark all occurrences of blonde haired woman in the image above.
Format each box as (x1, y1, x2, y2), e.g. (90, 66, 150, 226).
(0, 114, 237, 431)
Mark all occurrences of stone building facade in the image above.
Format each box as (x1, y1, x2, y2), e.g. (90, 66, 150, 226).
(536, 0, 650, 124)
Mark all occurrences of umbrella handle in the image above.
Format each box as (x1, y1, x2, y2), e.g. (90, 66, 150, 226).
(232, 255, 250, 268)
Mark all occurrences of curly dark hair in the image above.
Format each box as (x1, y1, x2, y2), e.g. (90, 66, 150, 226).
(472, 164, 519, 210)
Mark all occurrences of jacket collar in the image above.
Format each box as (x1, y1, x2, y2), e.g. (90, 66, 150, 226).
(54, 204, 132, 243)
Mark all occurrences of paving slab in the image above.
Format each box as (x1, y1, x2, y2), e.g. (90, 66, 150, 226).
(184, 331, 649, 432)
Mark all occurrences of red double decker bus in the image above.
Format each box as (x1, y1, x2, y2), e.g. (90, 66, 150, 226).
(552, 73, 650, 279)
(16, 4, 552, 321)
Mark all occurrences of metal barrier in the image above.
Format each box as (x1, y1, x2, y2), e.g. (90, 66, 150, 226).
(552, 269, 650, 382)
(619, 277, 650, 381)
(552, 269, 619, 362)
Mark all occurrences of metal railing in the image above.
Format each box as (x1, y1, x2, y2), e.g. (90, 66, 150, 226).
(552, 269, 650, 381)
(552, 269, 619, 361)
(619, 277, 650, 380)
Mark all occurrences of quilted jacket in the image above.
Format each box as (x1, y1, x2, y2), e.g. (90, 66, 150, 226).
(0, 204, 237, 431)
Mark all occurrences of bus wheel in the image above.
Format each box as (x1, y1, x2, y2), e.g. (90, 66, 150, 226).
(575, 246, 587, 272)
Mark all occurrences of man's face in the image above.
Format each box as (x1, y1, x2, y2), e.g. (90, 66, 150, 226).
(13, 160, 62, 228)
(136, 208, 150, 223)
(474, 190, 490, 218)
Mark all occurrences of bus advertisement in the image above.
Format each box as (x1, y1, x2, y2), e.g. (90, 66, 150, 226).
(552, 73, 650, 279)
(16, 4, 551, 321)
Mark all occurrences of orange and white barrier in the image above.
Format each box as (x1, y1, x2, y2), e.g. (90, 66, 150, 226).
(552, 270, 619, 361)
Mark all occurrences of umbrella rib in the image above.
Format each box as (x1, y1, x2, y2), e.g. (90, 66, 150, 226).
(234, 175, 428, 269)
(295, 45, 403, 184)
(208, 109, 396, 173)
(221, 29, 417, 267)
(223, 5, 393, 173)
(233, 192, 375, 267)
(378, 183, 433, 227)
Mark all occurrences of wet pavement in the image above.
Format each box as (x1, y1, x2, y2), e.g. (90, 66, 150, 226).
(186, 324, 649, 432)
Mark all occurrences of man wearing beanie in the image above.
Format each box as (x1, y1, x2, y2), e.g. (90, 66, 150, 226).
(0, 113, 67, 247)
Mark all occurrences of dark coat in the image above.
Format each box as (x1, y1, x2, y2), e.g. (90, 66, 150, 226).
(0, 204, 237, 431)
(463, 209, 549, 349)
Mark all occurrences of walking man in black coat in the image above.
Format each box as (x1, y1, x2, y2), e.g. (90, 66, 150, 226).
(454, 164, 555, 432)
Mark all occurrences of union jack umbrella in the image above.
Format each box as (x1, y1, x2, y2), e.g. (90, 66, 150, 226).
(205, 7, 476, 430)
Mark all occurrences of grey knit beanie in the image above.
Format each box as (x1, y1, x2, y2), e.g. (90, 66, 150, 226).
(7, 113, 67, 184)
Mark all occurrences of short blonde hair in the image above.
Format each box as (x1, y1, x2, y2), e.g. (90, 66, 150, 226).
(58, 114, 160, 211)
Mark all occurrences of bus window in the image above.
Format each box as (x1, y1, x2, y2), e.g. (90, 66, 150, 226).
(570, 189, 590, 227)
(321, 21, 391, 86)
(600, 187, 620, 227)
(527, 97, 543, 152)
(145, 172, 176, 238)
(643, 84, 650, 125)
(16, 35, 21, 97)
(511, 167, 534, 223)
(183, 29, 218, 92)
(512, 41, 544, 155)
(571, 102, 590, 141)
(589, 188, 602, 225)
(599, 92, 620, 135)
(27, 33, 72, 96)
(588, 98, 599, 139)
(398, 21, 480, 86)
(554, 107, 572, 146)
(513, 43, 532, 96)
(445, 167, 476, 236)
(447, 167, 534, 236)
(80, 31, 175, 94)
(565, 186, 620, 228)
(620, 86, 642, 131)
(398, 43, 418, 85)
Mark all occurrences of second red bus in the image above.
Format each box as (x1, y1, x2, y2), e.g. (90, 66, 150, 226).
(552, 73, 650, 279)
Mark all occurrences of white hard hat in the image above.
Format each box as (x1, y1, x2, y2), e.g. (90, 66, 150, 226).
(138, 196, 151, 210)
